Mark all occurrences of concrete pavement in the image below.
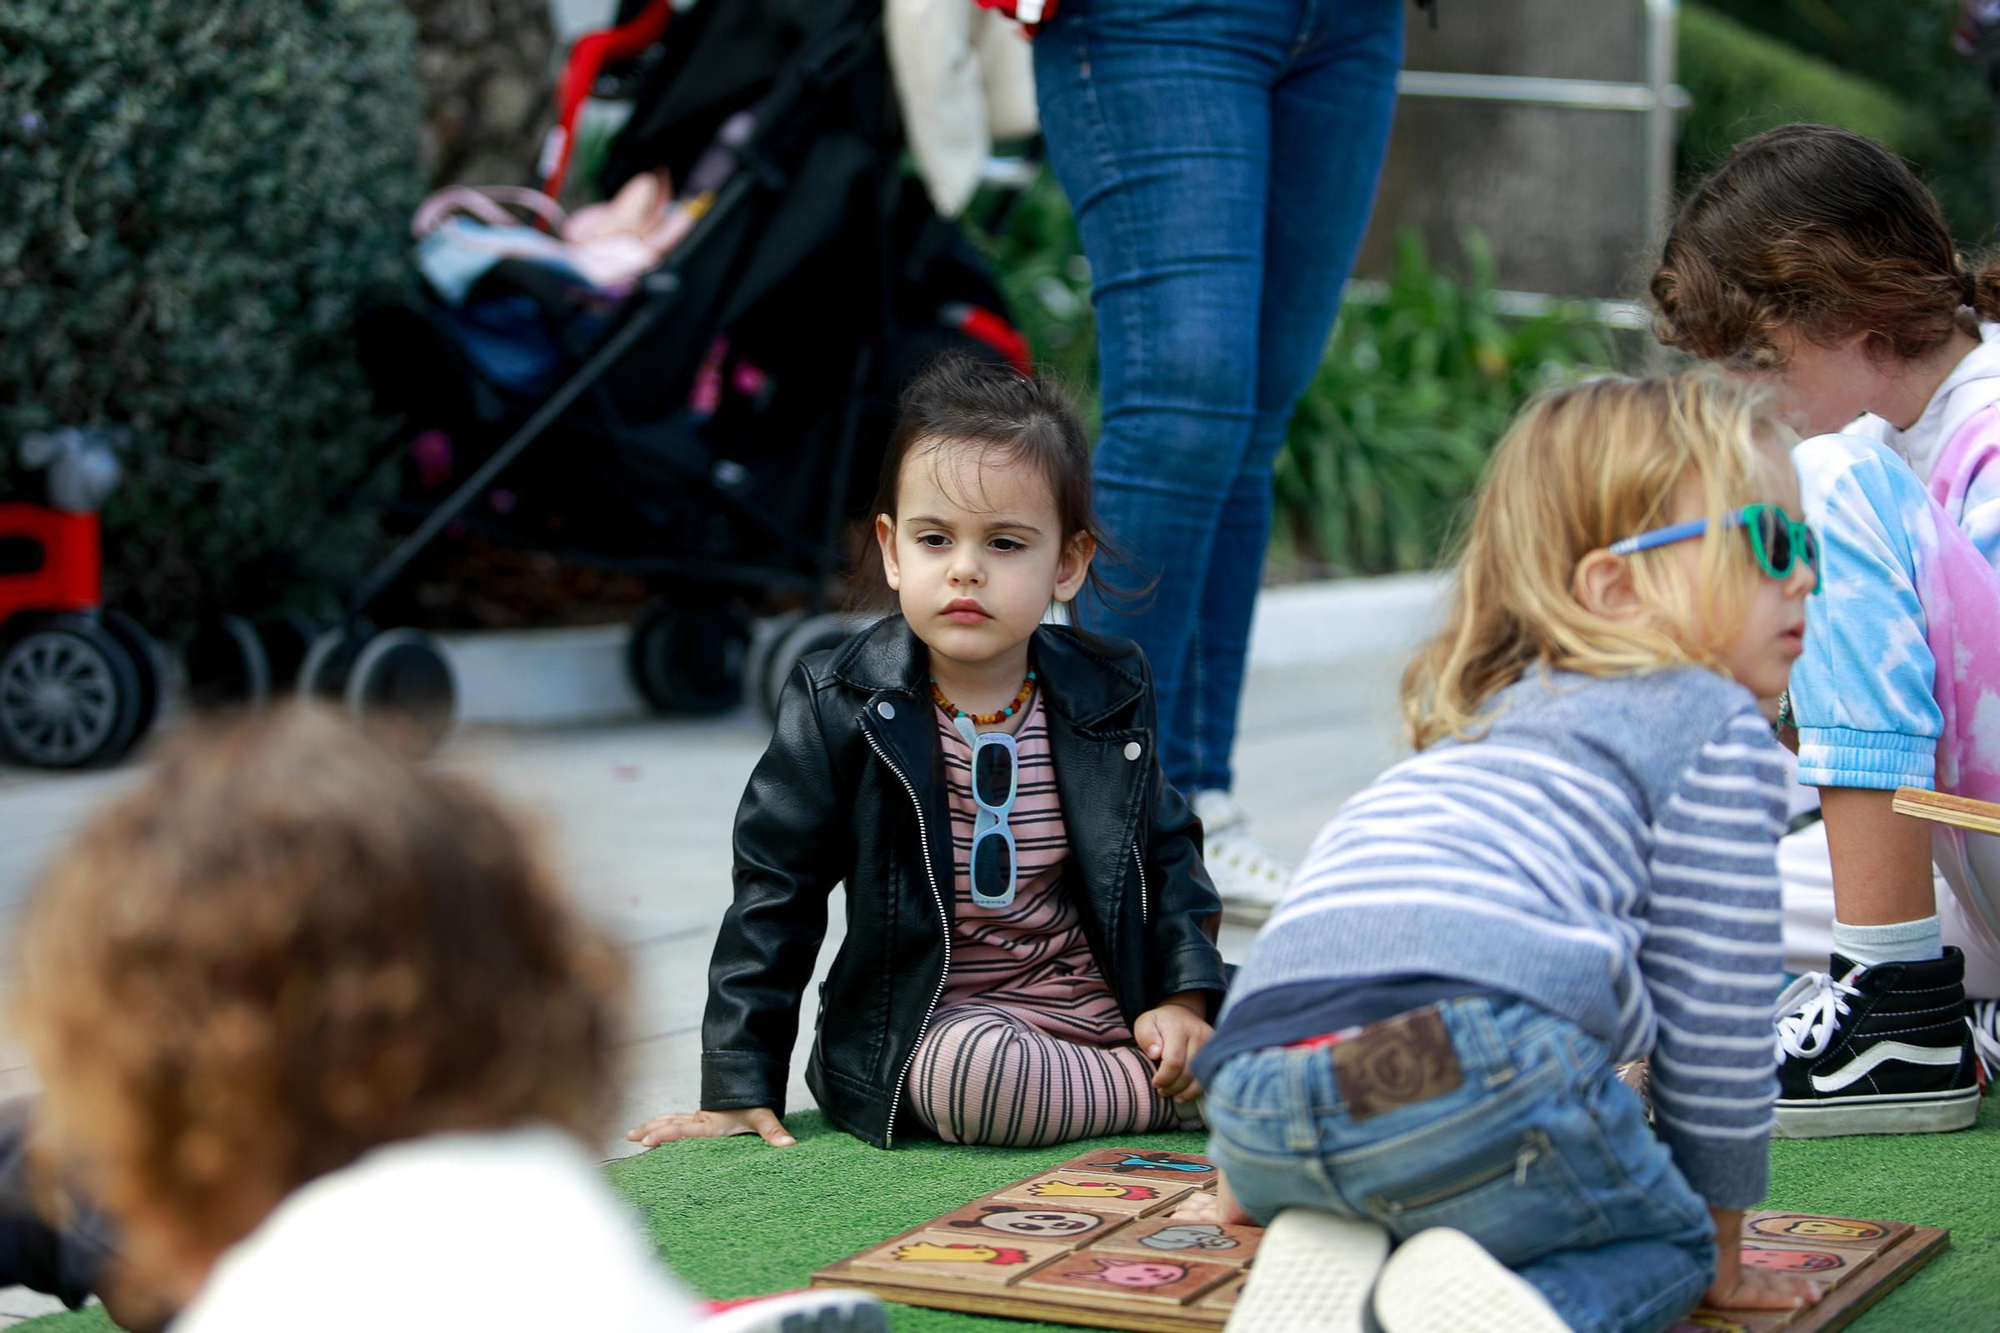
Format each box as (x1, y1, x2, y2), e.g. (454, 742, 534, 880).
(0, 638, 1417, 1323)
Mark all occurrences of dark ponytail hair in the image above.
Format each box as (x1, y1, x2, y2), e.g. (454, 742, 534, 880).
(852, 353, 1132, 610)
(1651, 122, 2000, 368)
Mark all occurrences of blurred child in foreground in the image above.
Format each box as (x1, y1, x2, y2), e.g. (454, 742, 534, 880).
(12, 707, 878, 1333)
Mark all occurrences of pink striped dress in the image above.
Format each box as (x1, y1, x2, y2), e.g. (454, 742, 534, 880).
(903, 690, 1199, 1146)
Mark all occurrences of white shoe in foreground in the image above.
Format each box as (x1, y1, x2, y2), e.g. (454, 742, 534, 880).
(1193, 790, 1293, 924)
(1370, 1228, 1569, 1333)
(1223, 1208, 1389, 1333)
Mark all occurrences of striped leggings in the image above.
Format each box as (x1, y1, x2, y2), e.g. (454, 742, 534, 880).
(904, 1003, 1205, 1148)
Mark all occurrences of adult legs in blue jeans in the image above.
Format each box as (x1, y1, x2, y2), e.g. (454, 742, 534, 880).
(1033, 0, 1404, 795)
(1202, 999, 1719, 1333)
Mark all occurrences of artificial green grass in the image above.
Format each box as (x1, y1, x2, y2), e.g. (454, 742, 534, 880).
(605, 1105, 1999, 1332)
(614, 1118, 1213, 1332)
(20, 1101, 1998, 1331)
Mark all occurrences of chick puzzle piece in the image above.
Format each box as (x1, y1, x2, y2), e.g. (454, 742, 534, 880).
(990, 1171, 1194, 1214)
(1060, 1148, 1221, 1182)
(814, 1150, 1947, 1333)
(847, 1229, 1073, 1284)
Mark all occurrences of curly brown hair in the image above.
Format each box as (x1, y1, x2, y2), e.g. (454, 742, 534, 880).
(1652, 123, 2000, 368)
(12, 706, 628, 1288)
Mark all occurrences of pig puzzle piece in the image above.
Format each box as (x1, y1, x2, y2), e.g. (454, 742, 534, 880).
(813, 1151, 1947, 1333)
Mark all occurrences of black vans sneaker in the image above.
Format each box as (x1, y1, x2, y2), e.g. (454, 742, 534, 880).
(1773, 949, 1980, 1137)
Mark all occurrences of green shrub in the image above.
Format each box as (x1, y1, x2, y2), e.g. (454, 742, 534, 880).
(0, 0, 424, 632)
(966, 167, 1099, 414)
(1273, 230, 1612, 577)
(1679, 4, 1933, 187)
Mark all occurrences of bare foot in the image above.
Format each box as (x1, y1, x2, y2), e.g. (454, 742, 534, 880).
(1172, 1191, 1226, 1222)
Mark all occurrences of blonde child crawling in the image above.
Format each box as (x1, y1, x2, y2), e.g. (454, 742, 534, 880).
(1190, 376, 1823, 1333)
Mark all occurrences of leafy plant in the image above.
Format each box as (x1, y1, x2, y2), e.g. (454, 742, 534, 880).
(1678, 4, 1934, 191)
(1273, 230, 1612, 577)
(964, 166, 1099, 414)
(1687, 0, 1986, 240)
(0, 0, 423, 632)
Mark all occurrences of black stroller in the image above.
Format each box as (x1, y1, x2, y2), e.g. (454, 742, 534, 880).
(325, 0, 1030, 742)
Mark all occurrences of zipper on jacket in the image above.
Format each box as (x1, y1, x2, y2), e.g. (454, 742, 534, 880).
(1132, 843, 1148, 924)
(864, 726, 950, 1149)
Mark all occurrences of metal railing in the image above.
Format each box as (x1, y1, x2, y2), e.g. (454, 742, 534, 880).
(1395, 0, 1687, 278)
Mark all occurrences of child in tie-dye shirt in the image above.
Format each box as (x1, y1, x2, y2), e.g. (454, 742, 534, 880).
(1654, 123, 2000, 1137)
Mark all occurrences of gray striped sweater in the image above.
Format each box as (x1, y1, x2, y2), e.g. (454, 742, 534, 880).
(1230, 666, 1787, 1208)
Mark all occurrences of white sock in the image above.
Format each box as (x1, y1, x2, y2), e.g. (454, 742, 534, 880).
(1830, 915, 1943, 967)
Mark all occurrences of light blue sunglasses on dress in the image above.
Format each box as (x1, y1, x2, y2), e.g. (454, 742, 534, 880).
(954, 716, 1019, 909)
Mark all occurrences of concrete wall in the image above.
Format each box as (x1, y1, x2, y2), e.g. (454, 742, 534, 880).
(1355, 2, 1664, 299)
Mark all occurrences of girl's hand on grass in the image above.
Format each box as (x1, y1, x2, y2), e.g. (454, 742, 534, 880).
(1135, 993, 1213, 1103)
(626, 1107, 795, 1148)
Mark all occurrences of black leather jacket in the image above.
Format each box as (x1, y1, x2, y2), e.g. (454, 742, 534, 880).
(701, 615, 1227, 1147)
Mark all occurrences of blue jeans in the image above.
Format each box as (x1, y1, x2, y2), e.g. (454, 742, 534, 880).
(1034, 0, 1404, 793)
(1204, 997, 1718, 1333)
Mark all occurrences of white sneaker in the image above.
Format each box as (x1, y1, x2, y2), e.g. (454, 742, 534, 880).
(1193, 789, 1294, 924)
(1971, 998, 2000, 1087)
(1223, 1208, 1388, 1333)
(1370, 1228, 1569, 1333)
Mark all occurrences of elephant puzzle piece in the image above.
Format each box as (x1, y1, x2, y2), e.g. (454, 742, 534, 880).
(813, 1151, 1946, 1333)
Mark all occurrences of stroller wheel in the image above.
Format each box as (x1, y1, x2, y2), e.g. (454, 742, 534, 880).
(758, 613, 873, 723)
(186, 612, 272, 712)
(344, 628, 457, 756)
(100, 609, 166, 747)
(256, 612, 321, 692)
(741, 610, 803, 724)
(628, 603, 751, 716)
(0, 615, 146, 768)
(299, 625, 368, 700)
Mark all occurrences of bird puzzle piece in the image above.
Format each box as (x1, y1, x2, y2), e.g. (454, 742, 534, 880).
(990, 1171, 1194, 1214)
(1020, 1253, 1237, 1305)
(1058, 1148, 1220, 1185)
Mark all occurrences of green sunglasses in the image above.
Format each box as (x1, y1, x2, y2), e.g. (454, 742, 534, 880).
(1607, 503, 1823, 592)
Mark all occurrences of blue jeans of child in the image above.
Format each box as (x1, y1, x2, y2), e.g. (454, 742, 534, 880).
(1033, 0, 1404, 794)
(1204, 997, 1718, 1333)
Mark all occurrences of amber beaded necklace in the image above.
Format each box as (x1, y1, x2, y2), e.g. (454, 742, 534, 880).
(930, 670, 1036, 726)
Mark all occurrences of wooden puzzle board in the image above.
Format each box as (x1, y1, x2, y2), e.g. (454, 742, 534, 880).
(812, 1150, 1947, 1333)
(1893, 785, 2000, 836)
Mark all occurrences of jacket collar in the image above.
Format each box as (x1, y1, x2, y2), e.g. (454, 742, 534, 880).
(830, 614, 1146, 732)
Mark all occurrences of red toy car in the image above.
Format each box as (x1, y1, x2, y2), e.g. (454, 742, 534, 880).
(0, 502, 162, 767)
